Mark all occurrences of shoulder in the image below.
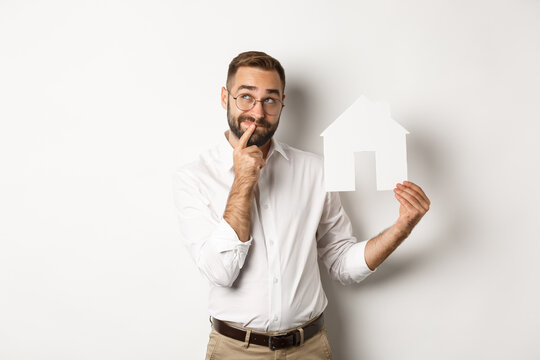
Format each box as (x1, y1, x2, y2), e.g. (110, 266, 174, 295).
(173, 144, 223, 188)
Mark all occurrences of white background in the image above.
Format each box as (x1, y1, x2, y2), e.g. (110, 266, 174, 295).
(1, 1, 539, 359)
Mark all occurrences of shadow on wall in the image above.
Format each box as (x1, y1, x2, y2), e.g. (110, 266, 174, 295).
(318, 123, 467, 359)
(275, 83, 318, 153)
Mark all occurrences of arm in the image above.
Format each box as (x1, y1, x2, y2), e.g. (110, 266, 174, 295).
(173, 125, 264, 287)
(317, 181, 430, 284)
(317, 191, 375, 285)
(364, 181, 430, 270)
(173, 170, 251, 287)
(223, 124, 265, 242)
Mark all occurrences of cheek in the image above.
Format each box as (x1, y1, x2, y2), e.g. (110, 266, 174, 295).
(267, 119, 279, 128)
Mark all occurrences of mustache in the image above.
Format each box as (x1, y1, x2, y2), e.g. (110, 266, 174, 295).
(238, 115, 270, 128)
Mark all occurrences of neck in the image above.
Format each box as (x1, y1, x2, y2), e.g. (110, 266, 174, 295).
(225, 130, 272, 159)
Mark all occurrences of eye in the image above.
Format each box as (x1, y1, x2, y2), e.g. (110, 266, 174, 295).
(240, 94, 253, 101)
(264, 97, 278, 104)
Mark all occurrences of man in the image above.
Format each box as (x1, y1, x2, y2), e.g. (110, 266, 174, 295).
(174, 51, 430, 359)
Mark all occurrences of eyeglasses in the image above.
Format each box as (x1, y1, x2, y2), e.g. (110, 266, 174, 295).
(226, 88, 284, 116)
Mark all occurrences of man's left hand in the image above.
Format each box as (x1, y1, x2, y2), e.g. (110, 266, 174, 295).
(393, 181, 430, 236)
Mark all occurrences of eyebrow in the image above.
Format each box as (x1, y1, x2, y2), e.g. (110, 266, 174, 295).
(236, 85, 281, 96)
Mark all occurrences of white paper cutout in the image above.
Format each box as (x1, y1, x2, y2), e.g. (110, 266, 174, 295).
(320, 95, 409, 192)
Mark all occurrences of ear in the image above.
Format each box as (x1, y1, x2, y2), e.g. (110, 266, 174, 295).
(282, 93, 286, 103)
(221, 87, 228, 110)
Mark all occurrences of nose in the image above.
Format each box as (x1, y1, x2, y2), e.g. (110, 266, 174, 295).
(250, 100, 265, 118)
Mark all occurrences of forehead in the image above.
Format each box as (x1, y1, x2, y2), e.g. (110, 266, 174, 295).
(230, 66, 283, 94)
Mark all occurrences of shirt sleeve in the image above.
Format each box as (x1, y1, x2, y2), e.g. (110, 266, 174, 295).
(173, 168, 252, 287)
(316, 191, 376, 285)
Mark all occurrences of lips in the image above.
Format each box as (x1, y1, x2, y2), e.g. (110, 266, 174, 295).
(241, 119, 267, 129)
(242, 120, 256, 127)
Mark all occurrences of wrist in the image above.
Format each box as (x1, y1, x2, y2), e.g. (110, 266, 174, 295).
(233, 175, 257, 190)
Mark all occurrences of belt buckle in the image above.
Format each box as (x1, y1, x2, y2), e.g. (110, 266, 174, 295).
(268, 334, 285, 351)
(268, 331, 300, 351)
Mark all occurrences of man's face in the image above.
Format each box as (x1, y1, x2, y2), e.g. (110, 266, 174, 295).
(222, 66, 285, 147)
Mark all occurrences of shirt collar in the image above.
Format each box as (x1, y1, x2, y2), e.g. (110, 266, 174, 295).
(219, 130, 289, 172)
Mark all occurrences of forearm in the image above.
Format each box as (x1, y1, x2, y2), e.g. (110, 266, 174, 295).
(223, 178, 255, 242)
(364, 224, 410, 270)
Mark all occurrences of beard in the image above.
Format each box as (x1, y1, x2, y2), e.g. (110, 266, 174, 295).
(227, 101, 280, 147)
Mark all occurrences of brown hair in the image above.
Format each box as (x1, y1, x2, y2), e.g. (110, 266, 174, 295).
(227, 51, 286, 92)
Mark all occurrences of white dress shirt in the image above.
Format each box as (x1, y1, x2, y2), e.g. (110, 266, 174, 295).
(173, 132, 375, 332)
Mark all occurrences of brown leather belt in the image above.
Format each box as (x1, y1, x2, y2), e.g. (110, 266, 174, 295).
(211, 313, 325, 351)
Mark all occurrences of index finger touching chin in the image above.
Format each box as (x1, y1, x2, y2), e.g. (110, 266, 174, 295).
(237, 124, 256, 149)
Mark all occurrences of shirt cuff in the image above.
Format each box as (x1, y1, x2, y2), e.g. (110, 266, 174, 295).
(211, 218, 253, 268)
(344, 240, 376, 282)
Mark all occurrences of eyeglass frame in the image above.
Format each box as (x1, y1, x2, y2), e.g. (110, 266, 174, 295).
(225, 88, 285, 115)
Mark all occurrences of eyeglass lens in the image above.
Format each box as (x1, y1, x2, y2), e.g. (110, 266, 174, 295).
(235, 94, 282, 115)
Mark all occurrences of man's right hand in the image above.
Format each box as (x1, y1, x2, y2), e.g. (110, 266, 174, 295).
(232, 124, 265, 188)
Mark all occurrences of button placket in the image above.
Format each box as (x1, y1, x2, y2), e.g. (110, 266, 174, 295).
(258, 172, 282, 331)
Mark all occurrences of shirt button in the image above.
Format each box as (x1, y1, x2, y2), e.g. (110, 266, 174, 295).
(273, 315, 278, 322)
(273, 277, 278, 284)
(263, 204, 269, 209)
(269, 240, 274, 246)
